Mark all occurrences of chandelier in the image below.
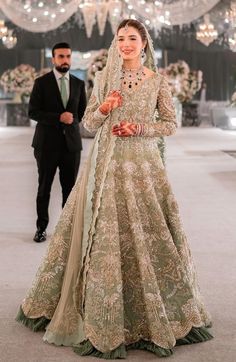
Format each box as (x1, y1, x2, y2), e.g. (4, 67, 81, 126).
(2, 29, 17, 48)
(0, 19, 8, 39)
(225, 1, 236, 28)
(196, 14, 218, 46)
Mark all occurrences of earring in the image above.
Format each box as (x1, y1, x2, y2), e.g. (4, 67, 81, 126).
(141, 48, 146, 64)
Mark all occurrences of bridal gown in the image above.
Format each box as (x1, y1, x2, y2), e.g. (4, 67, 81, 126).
(17, 73, 213, 358)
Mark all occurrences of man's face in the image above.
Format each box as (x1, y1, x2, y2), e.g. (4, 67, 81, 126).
(52, 48, 72, 73)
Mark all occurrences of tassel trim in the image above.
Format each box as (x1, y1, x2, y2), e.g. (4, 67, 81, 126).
(16, 306, 50, 332)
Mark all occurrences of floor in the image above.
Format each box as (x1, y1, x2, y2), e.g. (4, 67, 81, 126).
(0, 126, 236, 362)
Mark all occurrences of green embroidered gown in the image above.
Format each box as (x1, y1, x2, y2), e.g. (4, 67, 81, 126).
(17, 73, 213, 359)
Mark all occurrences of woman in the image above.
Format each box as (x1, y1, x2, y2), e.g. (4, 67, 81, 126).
(17, 19, 213, 359)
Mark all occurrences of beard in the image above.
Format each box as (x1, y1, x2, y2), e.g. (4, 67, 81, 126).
(55, 64, 70, 73)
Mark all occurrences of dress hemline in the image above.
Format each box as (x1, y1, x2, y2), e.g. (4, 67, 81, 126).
(16, 306, 213, 359)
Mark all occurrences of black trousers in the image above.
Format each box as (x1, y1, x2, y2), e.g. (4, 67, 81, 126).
(34, 147, 81, 231)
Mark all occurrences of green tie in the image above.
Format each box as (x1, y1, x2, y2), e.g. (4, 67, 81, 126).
(60, 76, 68, 108)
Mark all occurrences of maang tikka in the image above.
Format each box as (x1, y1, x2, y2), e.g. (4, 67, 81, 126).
(124, 23, 129, 32)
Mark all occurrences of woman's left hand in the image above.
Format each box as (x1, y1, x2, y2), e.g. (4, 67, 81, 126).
(112, 121, 137, 137)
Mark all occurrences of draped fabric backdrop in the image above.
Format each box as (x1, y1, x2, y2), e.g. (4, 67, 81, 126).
(0, 18, 236, 100)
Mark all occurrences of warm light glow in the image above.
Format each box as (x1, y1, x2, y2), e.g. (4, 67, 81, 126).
(229, 117, 236, 127)
(196, 14, 218, 46)
(83, 52, 91, 59)
(0, 20, 8, 39)
(2, 29, 17, 49)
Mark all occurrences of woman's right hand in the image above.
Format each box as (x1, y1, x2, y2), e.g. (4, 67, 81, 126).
(99, 91, 122, 115)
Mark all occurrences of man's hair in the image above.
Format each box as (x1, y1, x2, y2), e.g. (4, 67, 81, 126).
(52, 42, 71, 57)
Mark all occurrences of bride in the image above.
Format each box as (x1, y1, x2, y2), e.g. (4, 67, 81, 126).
(17, 19, 213, 359)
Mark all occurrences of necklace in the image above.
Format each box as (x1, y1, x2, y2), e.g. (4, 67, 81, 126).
(120, 66, 146, 89)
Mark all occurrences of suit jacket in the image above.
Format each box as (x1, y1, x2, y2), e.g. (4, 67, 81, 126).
(29, 71, 87, 152)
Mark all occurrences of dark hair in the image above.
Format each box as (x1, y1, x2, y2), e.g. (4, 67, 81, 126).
(117, 19, 147, 44)
(52, 42, 71, 57)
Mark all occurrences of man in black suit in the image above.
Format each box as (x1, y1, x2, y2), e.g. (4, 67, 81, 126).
(29, 42, 86, 242)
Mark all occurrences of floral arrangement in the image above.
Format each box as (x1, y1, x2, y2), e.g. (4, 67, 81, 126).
(230, 91, 236, 106)
(86, 49, 108, 97)
(163, 60, 203, 103)
(0, 64, 36, 96)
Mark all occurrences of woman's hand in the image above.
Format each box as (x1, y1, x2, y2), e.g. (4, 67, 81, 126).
(112, 121, 138, 137)
(99, 91, 123, 115)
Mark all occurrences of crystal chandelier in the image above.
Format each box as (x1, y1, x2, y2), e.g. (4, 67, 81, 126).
(229, 33, 236, 51)
(196, 14, 218, 46)
(225, 1, 236, 28)
(2, 29, 17, 48)
(0, 19, 8, 39)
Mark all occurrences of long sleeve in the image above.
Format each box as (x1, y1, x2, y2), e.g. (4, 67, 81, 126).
(28, 78, 61, 127)
(143, 75, 177, 137)
(82, 72, 109, 133)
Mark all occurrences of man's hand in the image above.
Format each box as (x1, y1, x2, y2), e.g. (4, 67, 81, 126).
(60, 112, 73, 124)
(99, 91, 123, 115)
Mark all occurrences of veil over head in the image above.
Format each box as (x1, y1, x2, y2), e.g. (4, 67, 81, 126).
(94, 21, 157, 104)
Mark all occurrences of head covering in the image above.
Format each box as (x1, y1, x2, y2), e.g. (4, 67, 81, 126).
(93, 21, 157, 105)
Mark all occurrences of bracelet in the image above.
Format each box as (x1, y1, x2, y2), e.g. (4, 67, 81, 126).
(135, 123, 145, 136)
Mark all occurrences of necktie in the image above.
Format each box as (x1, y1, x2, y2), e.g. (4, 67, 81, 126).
(60, 76, 68, 108)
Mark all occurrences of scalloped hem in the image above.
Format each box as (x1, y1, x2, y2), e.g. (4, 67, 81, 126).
(16, 306, 50, 332)
(73, 340, 172, 359)
(16, 308, 213, 359)
(73, 327, 213, 360)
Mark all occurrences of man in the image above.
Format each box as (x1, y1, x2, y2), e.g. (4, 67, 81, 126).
(29, 42, 87, 242)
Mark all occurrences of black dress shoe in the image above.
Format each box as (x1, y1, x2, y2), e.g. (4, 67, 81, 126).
(33, 229, 47, 243)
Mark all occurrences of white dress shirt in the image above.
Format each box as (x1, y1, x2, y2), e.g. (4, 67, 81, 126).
(53, 68, 70, 100)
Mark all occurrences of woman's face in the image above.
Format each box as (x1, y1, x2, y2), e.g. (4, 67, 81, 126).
(117, 26, 145, 62)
